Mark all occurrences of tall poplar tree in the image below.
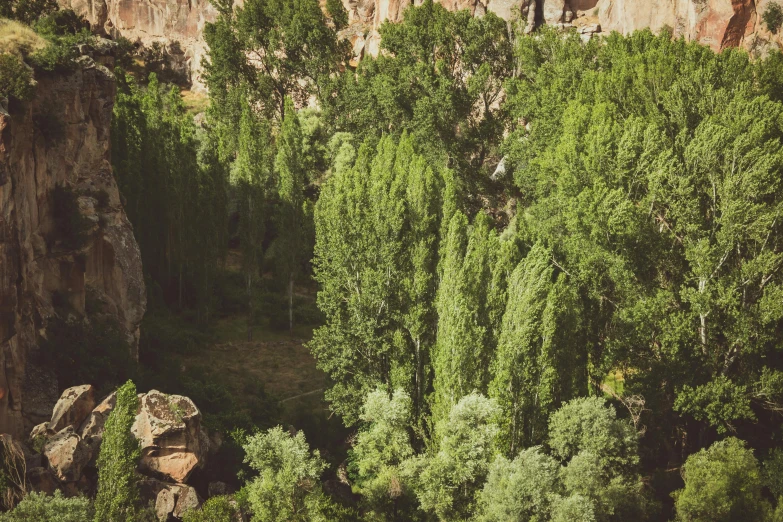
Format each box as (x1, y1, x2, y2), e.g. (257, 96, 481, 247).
(275, 98, 307, 332)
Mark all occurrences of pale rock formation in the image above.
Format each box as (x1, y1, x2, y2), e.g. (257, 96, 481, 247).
(132, 390, 207, 484)
(49, 384, 96, 433)
(0, 47, 146, 438)
(43, 426, 91, 482)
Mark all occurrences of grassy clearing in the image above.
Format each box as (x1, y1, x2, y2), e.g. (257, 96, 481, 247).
(0, 18, 47, 56)
(180, 89, 209, 115)
(602, 370, 626, 397)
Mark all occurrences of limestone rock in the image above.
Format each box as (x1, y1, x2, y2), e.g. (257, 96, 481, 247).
(132, 390, 205, 483)
(155, 487, 177, 522)
(50, 385, 96, 433)
(0, 54, 146, 438)
(44, 427, 90, 482)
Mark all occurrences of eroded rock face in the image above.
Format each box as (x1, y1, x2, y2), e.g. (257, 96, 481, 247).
(132, 390, 206, 484)
(50, 384, 96, 433)
(0, 51, 146, 438)
(57, 0, 219, 91)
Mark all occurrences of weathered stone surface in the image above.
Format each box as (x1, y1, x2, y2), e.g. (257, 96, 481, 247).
(155, 487, 177, 522)
(173, 485, 201, 519)
(0, 55, 146, 438)
(43, 427, 90, 482)
(26, 467, 58, 495)
(50, 385, 96, 433)
(132, 390, 205, 483)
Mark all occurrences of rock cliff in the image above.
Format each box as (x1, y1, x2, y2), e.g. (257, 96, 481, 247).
(58, 0, 783, 92)
(0, 50, 146, 437)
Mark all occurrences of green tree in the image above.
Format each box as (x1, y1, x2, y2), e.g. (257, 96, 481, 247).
(349, 388, 416, 520)
(275, 97, 308, 332)
(673, 437, 770, 522)
(0, 492, 93, 522)
(477, 447, 560, 522)
(326, 0, 348, 30)
(94, 381, 141, 522)
(311, 136, 441, 423)
(243, 426, 328, 522)
(410, 393, 499, 520)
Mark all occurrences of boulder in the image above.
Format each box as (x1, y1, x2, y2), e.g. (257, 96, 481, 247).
(78, 391, 116, 465)
(44, 427, 90, 482)
(132, 390, 205, 483)
(26, 467, 58, 495)
(155, 487, 177, 522)
(50, 385, 96, 433)
(173, 485, 201, 519)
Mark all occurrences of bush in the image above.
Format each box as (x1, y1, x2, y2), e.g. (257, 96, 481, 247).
(673, 437, 769, 522)
(181, 496, 240, 522)
(2, 0, 58, 25)
(326, 0, 348, 30)
(33, 9, 85, 36)
(29, 28, 93, 72)
(0, 54, 34, 100)
(0, 491, 93, 522)
(764, 3, 783, 33)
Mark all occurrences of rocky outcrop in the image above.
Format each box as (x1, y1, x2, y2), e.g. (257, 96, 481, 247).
(57, 0, 783, 93)
(132, 390, 207, 483)
(26, 386, 209, 520)
(0, 48, 146, 438)
(57, 0, 219, 90)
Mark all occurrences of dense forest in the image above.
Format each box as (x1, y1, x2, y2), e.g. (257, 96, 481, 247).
(5, 0, 783, 520)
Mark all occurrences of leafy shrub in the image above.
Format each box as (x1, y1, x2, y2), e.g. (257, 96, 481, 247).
(181, 496, 240, 522)
(0, 53, 34, 100)
(33, 9, 85, 36)
(673, 437, 769, 522)
(326, 0, 348, 30)
(1, 0, 58, 25)
(51, 184, 91, 250)
(0, 491, 93, 522)
(29, 28, 93, 72)
(764, 3, 783, 33)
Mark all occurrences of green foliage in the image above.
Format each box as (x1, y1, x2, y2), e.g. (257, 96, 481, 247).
(33, 9, 85, 36)
(112, 70, 228, 314)
(0, 53, 34, 100)
(764, 449, 783, 499)
(203, 0, 344, 121)
(0, 491, 93, 522)
(349, 388, 416, 518)
(411, 393, 499, 520)
(764, 3, 783, 33)
(325, 0, 512, 175)
(477, 447, 560, 522)
(326, 0, 348, 30)
(673, 437, 770, 522)
(274, 97, 309, 331)
(311, 135, 442, 423)
(181, 496, 240, 522)
(675, 376, 756, 433)
(1, 0, 57, 24)
(94, 380, 142, 522)
(242, 426, 328, 522)
(29, 28, 94, 72)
